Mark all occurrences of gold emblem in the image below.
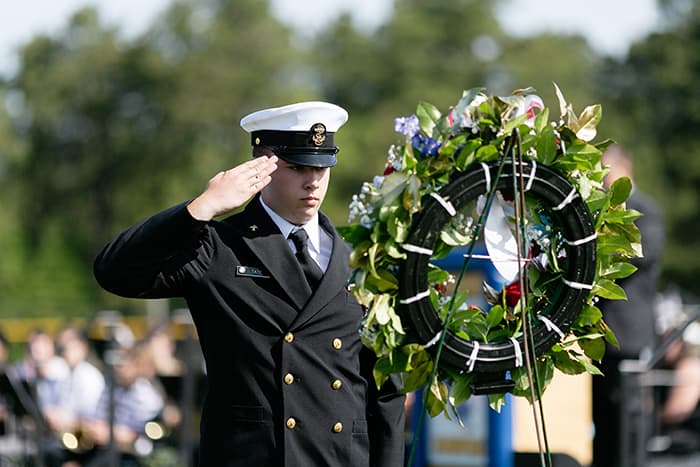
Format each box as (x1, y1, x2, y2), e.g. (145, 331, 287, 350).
(255, 137, 261, 145)
(311, 123, 326, 146)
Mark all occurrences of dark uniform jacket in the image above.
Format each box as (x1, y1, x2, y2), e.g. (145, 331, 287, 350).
(93, 197, 405, 467)
(599, 189, 665, 358)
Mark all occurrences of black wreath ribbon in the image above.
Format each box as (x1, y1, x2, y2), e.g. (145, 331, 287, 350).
(398, 159, 597, 374)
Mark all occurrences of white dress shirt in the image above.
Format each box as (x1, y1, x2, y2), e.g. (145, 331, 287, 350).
(259, 197, 332, 272)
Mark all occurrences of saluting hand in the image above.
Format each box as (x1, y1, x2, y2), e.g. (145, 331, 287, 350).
(187, 155, 278, 221)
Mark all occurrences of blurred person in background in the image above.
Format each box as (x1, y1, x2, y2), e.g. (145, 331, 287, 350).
(0, 329, 10, 435)
(45, 325, 106, 432)
(652, 289, 700, 455)
(144, 323, 184, 446)
(592, 144, 666, 467)
(80, 341, 164, 467)
(41, 325, 106, 467)
(0, 330, 8, 368)
(656, 334, 700, 453)
(8, 329, 69, 424)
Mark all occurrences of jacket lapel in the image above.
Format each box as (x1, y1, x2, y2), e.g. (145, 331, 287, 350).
(232, 198, 311, 310)
(292, 213, 351, 327)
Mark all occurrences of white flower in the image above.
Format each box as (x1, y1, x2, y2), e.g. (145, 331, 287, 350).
(514, 95, 544, 127)
(470, 94, 488, 107)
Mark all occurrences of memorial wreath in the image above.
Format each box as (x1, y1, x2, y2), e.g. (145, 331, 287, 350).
(339, 84, 642, 418)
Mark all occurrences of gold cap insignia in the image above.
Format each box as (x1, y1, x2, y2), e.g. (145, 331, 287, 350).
(311, 123, 326, 146)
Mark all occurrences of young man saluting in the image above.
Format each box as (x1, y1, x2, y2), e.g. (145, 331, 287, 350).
(93, 101, 405, 467)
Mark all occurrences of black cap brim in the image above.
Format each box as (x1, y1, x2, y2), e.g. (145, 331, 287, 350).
(277, 152, 337, 168)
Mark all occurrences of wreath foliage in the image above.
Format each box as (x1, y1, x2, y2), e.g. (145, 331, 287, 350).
(338, 84, 641, 417)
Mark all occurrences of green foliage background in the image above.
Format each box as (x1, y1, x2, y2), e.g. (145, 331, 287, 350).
(0, 0, 696, 318)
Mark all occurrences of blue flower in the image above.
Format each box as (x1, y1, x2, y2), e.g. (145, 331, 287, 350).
(411, 134, 442, 157)
(394, 115, 420, 137)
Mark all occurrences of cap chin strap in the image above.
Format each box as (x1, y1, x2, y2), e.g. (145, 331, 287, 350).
(272, 145, 340, 155)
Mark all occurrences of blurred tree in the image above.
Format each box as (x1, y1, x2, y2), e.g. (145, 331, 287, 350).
(495, 33, 601, 111)
(2, 0, 668, 316)
(596, 0, 700, 296)
(2, 0, 302, 314)
(311, 0, 512, 222)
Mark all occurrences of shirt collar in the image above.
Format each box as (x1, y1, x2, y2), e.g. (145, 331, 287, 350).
(259, 197, 321, 254)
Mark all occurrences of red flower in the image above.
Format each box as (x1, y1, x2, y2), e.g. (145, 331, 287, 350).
(528, 240, 541, 259)
(383, 165, 395, 175)
(503, 281, 522, 307)
(434, 283, 448, 295)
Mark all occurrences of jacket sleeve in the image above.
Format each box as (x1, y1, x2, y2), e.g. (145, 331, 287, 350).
(362, 345, 406, 467)
(93, 201, 210, 299)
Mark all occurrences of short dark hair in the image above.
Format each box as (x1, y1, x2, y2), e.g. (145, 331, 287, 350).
(253, 145, 276, 158)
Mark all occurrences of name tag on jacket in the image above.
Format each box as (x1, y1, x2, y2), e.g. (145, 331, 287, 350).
(235, 266, 270, 279)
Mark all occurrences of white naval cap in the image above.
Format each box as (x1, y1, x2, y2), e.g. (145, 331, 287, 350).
(240, 101, 349, 167)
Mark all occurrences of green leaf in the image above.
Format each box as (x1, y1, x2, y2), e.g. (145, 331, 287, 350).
(593, 278, 627, 300)
(387, 211, 411, 243)
(368, 293, 391, 325)
(575, 104, 602, 141)
(565, 141, 600, 158)
(384, 239, 406, 259)
(449, 374, 475, 406)
(365, 268, 398, 293)
(600, 262, 638, 280)
(379, 172, 409, 205)
(402, 358, 433, 393)
(426, 379, 449, 417)
(476, 144, 499, 161)
(454, 139, 481, 171)
(553, 82, 568, 118)
(440, 133, 467, 158)
(486, 304, 505, 329)
(440, 222, 472, 246)
(609, 176, 632, 206)
(533, 106, 550, 133)
(599, 320, 619, 348)
(579, 336, 606, 362)
(488, 393, 507, 413)
(552, 348, 586, 375)
(337, 224, 371, 245)
(416, 101, 442, 136)
(403, 174, 422, 214)
(574, 305, 603, 327)
(576, 355, 603, 375)
(427, 266, 451, 286)
(535, 121, 558, 165)
(604, 208, 641, 224)
(585, 189, 609, 214)
(597, 235, 637, 257)
(373, 356, 392, 388)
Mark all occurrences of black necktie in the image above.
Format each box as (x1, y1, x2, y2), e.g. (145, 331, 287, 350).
(289, 229, 324, 290)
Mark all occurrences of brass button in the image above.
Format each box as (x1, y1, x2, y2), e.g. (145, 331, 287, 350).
(284, 373, 295, 385)
(331, 379, 342, 390)
(332, 338, 342, 350)
(286, 417, 297, 429)
(332, 422, 343, 433)
(284, 332, 294, 343)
